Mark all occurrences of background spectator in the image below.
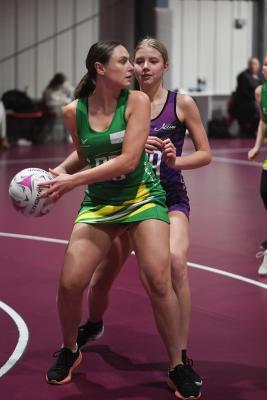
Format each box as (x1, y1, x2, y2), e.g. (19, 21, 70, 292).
(230, 57, 263, 137)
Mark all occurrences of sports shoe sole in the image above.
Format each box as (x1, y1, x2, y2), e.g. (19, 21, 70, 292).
(166, 377, 201, 399)
(46, 352, 82, 385)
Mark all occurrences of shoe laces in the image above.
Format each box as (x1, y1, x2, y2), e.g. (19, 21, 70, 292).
(183, 357, 193, 367)
(52, 348, 75, 369)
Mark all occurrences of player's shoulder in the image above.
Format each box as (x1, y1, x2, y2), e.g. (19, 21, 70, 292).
(128, 90, 150, 105)
(255, 84, 263, 102)
(63, 99, 77, 118)
(176, 92, 196, 110)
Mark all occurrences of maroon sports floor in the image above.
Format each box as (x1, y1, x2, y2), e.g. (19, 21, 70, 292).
(0, 137, 267, 399)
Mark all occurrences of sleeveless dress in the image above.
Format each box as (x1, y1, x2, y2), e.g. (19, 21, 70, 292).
(75, 89, 169, 224)
(148, 90, 190, 218)
(261, 81, 267, 170)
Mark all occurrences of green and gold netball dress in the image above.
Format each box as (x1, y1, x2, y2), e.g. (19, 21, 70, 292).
(261, 81, 267, 170)
(75, 89, 169, 224)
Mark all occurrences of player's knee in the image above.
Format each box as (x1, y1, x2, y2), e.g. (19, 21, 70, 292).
(59, 278, 86, 296)
(171, 250, 188, 284)
(89, 281, 109, 298)
(143, 270, 172, 299)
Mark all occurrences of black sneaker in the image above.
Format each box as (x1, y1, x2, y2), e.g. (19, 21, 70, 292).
(46, 347, 82, 385)
(183, 357, 203, 387)
(77, 320, 104, 349)
(167, 364, 201, 399)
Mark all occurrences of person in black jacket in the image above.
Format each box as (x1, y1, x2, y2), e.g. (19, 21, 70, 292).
(231, 57, 263, 136)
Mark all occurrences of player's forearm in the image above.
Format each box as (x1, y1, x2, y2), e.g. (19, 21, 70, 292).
(72, 153, 138, 186)
(54, 151, 87, 174)
(174, 149, 212, 170)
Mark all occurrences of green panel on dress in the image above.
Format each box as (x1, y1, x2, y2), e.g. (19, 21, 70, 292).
(75, 89, 169, 224)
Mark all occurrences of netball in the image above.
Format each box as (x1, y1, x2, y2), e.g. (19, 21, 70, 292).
(9, 167, 54, 217)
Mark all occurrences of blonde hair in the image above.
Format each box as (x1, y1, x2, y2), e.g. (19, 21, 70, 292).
(135, 37, 169, 64)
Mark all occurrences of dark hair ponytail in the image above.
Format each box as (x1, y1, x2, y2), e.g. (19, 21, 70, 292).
(74, 40, 122, 99)
(74, 73, 95, 99)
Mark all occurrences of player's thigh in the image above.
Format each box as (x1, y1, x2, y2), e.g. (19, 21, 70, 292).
(129, 219, 171, 280)
(169, 211, 189, 260)
(60, 223, 123, 290)
(90, 231, 132, 291)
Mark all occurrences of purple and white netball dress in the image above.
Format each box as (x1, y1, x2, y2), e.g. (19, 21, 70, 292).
(148, 90, 190, 218)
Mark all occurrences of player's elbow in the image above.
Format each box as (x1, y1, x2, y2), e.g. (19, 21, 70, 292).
(204, 150, 212, 165)
(122, 154, 140, 174)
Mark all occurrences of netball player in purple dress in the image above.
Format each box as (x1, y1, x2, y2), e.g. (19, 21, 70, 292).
(77, 38, 211, 399)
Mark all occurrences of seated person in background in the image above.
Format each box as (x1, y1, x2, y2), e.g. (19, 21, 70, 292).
(42, 73, 74, 142)
(230, 57, 263, 137)
(0, 100, 9, 149)
(43, 73, 74, 116)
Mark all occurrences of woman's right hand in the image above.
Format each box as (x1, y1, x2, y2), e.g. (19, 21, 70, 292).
(248, 146, 259, 161)
(145, 136, 163, 154)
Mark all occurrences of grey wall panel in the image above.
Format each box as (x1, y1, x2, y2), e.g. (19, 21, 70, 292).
(17, 49, 35, 95)
(76, 0, 99, 22)
(57, 0, 73, 31)
(167, 0, 254, 95)
(17, 0, 35, 50)
(198, 1, 215, 93)
(155, 8, 172, 89)
(0, 0, 15, 59)
(37, 40, 54, 98)
(99, 0, 134, 56)
(169, 0, 182, 90)
(215, 1, 232, 94)
(37, 0, 55, 41)
(182, 0, 198, 90)
(56, 31, 74, 86)
(75, 21, 97, 86)
(231, 1, 253, 91)
(0, 61, 15, 93)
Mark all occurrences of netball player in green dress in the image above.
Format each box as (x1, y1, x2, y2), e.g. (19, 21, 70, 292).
(39, 40, 199, 399)
(248, 54, 267, 275)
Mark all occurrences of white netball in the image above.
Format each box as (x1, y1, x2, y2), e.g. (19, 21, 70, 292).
(9, 167, 55, 217)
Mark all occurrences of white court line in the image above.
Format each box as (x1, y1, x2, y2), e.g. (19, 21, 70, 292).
(0, 157, 64, 166)
(1, 232, 266, 290)
(0, 301, 29, 378)
(0, 230, 266, 377)
(212, 156, 261, 167)
(211, 147, 266, 155)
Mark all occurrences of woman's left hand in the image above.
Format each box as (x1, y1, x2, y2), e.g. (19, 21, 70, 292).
(162, 139, 176, 168)
(38, 168, 77, 202)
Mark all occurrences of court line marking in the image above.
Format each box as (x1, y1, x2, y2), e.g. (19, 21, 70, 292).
(212, 156, 261, 167)
(0, 147, 265, 168)
(1, 232, 267, 290)
(0, 301, 29, 378)
(0, 230, 267, 377)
